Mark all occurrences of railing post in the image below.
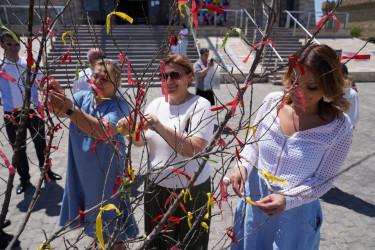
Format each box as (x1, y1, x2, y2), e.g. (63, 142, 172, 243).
(235, 10, 238, 27)
(245, 17, 248, 35)
(253, 29, 257, 45)
(240, 9, 243, 28)
(293, 20, 296, 36)
(273, 59, 279, 82)
(307, 12, 311, 29)
(4, 6, 9, 23)
(285, 13, 290, 28)
(345, 13, 349, 30)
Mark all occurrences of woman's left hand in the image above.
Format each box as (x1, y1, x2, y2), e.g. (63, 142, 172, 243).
(255, 193, 286, 215)
(49, 91, 73, 116)
(141, 114, 162, 132)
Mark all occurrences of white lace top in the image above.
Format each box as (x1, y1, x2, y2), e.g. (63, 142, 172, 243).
(240, 92, 353, 210)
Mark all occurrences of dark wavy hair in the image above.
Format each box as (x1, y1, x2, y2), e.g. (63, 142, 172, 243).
(283, 44, 349, 120)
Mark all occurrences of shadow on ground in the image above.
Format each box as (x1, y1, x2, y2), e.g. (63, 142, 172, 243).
(16, 180, 64, 216)
(321, 186, 375, 217)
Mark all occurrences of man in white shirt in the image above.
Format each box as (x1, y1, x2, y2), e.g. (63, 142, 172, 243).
(72, 48, 105, 94)
(0, 31, 62, 196)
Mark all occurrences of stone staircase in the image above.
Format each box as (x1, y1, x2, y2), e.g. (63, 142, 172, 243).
(47, 25, 199, 89)
(245, 27, 304, 84)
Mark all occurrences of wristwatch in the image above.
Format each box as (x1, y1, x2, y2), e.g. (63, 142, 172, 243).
(65, 105, 75, 116)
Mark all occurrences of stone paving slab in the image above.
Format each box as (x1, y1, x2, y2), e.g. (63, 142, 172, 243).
(0, 82, 374, 249)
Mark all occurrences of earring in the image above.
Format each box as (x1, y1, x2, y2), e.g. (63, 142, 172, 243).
(322, 96, 333, 103)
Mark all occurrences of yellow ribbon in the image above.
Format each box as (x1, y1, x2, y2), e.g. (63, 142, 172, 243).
(201, 222, 209, 232)
(117, 127, 123, 132)
(61, 31, 74, 45)
(187, 211, 193, 229)
(128, 165, 135, 182)
(37, 240, 51, 250)
(262, 170, 289, 184)
(245, 125, 258, 146)
(221, 27, 244, 49)
(106, 11, 133, 34)
(182, 189, 192, 203)
(242, 196, 256, 205)
(178, 4, 190, 18)
(205, 193, 214, 219)
(96, 204, 120, 249)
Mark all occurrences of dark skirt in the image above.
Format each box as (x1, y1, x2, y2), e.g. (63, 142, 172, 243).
(144, 178, 211, 250)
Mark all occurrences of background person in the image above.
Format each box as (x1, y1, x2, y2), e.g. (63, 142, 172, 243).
(72, 48, 105, 94)
(341, 63, 359, 126)
(0, 31, 62, 195)
(224, 44, 353, 249)
(179, 23, 188, 56)
(117, 54, 214, 249)
(50, 59, 138, 249)
(194, 48, 215, 105)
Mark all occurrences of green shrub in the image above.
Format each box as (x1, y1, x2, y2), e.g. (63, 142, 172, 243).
(350, 27, 363, 38)
(367, 36, 375, 43)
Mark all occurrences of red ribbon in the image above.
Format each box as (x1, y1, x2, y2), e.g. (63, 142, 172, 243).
(164, 193, 187, 214)
(288, 57, 305, 76)
(178, 0, 189, 4)
(226, 227, 237, 244)
(62, 49, 72, 64)
(135, 116, 142, 141)
(168, 216, 181, 224)
(215, 138, 226, 147)
(159, 61, 168, 102)
(113, 175, 122, 195)
(37, 103, 46, 118)
(39, 17, 54, 37)
(44, 158, 52, 182)
(172, 169, 195, 187)
(0, 71, 16, 82)
(170, 246, 183, 250)
(152, 215, 163, 222)
(90, 130, 112, 152)
(118, 54, 134, 85)
(314, 11, 340, 30)
(339, 55, 371, 62)
(219, 180, 232, 212)
(27, 37, 38, 66)
(170, 35, 176, 45)
(225, 125, 243, 147)
(284, 84, 306, 112)
(0, 149, 16, 174)
(43, 145, 59, 155)
(4, 114, 16, 125)
(211, 92, 243, 117)
(191, 4, 224, 15)
(78, 208, 85, 228)
(243, 41, 276, 64)
(191, 0, 199, 29)
(87, 79, 104, 98)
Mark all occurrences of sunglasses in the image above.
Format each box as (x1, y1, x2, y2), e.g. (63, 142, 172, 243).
(5, 42, 20, 47)
(158, 71, 185, 81)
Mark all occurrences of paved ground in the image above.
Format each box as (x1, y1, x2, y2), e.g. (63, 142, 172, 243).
(0, 80, 374, 249)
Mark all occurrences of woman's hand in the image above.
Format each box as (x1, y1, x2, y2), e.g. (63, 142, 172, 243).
(116, 117, 133, 136)
(49, 91, 73, 117)
(223, 166, 248, 198)
(142, 114, 162, 132)
(256, 193, 286, 215)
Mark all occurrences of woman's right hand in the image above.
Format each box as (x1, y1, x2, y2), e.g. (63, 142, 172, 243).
(223, 165, 248, 198)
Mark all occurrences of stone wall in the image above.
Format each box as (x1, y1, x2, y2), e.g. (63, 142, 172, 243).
(337, 0, 375, 39)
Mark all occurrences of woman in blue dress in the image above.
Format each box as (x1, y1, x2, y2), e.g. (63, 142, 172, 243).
(224, 44, 353, 249)
(50, 59, 138, 249)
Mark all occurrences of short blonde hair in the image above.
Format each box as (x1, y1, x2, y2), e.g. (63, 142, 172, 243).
(95, 59, 122, 88)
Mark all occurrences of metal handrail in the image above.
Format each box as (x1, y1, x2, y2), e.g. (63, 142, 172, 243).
(187, 14, 200, 58)
(243, 9, 283, 62)
(0, 5, 64, 24)
(284, 10, 349, 30)
(284, 10, 320, 45)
